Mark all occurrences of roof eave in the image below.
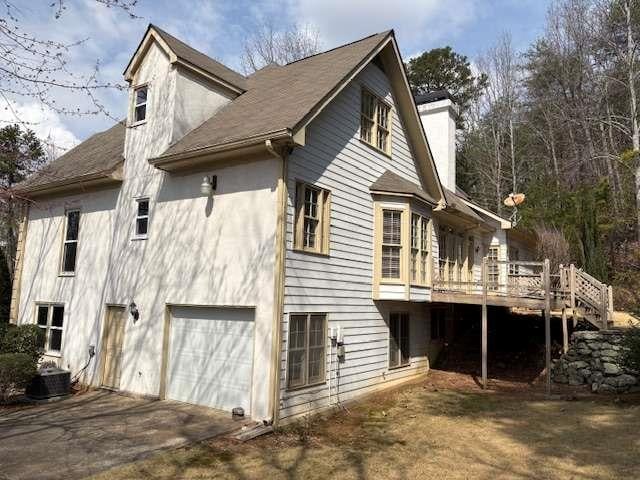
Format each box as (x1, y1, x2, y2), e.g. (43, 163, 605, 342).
(149, 129, 293, 172)
(15, 162, 124, 199)
(370, 189, 438, 207)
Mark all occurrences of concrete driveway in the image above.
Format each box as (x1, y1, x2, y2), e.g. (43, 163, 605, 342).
(0, 390, 246, 480)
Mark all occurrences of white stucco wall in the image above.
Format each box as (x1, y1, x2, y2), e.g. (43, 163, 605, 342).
(17, 39, 278, 420)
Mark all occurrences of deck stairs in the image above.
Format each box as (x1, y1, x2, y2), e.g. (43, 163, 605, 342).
(558, 264, 614, 330)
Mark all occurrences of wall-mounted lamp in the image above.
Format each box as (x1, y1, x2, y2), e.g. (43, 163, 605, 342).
(200, 175, 217, 197)
(129, 302, 140, 322)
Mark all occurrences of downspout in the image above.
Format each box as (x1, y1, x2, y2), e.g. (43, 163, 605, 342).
(266, 139, 288, 428)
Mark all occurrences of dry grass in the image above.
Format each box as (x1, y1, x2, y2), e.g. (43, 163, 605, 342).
(90, 378, 640, 480)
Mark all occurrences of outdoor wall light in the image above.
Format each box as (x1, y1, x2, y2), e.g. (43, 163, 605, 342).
(129, 302, 140, 322)
(200, 175, 217, 196)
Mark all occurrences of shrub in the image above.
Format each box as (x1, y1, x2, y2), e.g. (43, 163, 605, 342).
(621, 325, 640, 373)
(0, 353, 37, 402)
(0, 324, 43, 363)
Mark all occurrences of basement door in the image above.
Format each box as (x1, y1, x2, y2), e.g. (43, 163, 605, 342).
(100, 306, 126, 390)
(166, 306, 254, 413)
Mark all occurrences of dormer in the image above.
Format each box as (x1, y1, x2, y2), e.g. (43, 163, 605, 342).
(122, 25, 247, 161)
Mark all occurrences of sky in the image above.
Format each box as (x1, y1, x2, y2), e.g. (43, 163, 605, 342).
(1, 0, 551, 152)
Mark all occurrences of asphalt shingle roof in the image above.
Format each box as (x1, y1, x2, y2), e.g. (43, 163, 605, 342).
(159, 31, 391, 158)
(370, 170, 437, 204)
(151, 25, 247, 92)
(16, 121, 125, 192)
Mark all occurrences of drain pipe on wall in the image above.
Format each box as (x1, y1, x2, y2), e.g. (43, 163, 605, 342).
(266, 139, 289, 429)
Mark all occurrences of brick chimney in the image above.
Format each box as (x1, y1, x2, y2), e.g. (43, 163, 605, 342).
(416, 90, 458, 191)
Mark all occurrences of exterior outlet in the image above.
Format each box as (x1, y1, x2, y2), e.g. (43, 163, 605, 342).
(417, 93, 459, 191)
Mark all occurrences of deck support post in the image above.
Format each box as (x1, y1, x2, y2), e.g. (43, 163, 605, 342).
(561, 308, 569, 354)
(481, 256, 488, 389)
(543, 259, 551, 396)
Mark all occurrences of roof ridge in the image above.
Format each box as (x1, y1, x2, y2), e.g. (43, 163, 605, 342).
(284, 30, 392, 67)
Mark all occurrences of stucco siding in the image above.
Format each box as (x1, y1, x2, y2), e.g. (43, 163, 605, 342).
(279, 62, 434, 420)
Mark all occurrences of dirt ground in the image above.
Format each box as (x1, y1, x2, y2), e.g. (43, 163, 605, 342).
(90, 370, 640, 480)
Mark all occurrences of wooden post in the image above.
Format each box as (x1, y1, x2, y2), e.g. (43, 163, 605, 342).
(481, 256, 488, 389)
(544, 259, 551, 396)
(569, 264, 577, 328)
(608, 286, 614, 326)
(600, 285, 608, 330)
(561, 308, 569, 354)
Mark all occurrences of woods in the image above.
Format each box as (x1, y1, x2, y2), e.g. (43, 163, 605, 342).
(426, 0, 640, 312)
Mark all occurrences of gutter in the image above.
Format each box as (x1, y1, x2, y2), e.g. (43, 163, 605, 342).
(149, 129, 293, 168)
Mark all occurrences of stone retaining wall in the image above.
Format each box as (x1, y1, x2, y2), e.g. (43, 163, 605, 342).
(552, 330, 638, 393)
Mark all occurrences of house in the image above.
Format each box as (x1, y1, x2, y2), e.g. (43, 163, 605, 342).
(9, 25, 610, 424)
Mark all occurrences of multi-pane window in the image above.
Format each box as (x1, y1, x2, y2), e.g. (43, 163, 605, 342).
(133, 85, 147, 123)
(382, 210, 402, 279)
(287, 313, 326, 389)
(295, 183, 331, 254)
(135, 198, 149, 237)
(508, 247, 520, 276)
(360, 88, 391, 154)
(389, 312, 409, 368)
(488, 246, 500, 288)
(61, 210, 79, 274)
(410, 214, 430, 284)
(438, 232, 447, 282)
(431, 308, 446, 341)
(467, 237, 475, 285)
(36, 304, 65, 353)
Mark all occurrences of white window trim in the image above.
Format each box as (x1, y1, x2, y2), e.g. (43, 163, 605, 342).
(132, 197, 150, 240)
(60, 209, 80, 276)
(130, 83, 149, 127)
(35, 303, 65, 357)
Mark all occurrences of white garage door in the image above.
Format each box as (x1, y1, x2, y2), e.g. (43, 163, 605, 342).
(167, 306, 254, 413)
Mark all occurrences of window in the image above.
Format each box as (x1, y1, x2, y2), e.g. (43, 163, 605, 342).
(389, 312, 409, 368)
(287, 313, 326, 389)
(382, 210, 402, 279)
(36, 304, 65, 353)
(133, 85, 147, 123)
(61, 210, 80, 274)
(431, 308, 446, 341)
(360, 88, 391, 154)
(294, 182, 331, 254)
(438, 232, 447, 282)
(488, 245, 500, 288)
(509, 247, 520, 276)
(410, 214, 430, 284)
(135, 198, 149, 237)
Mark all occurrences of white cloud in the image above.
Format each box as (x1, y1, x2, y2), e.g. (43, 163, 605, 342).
(290, 0, 479, 54)
(0, 102, 80, 158)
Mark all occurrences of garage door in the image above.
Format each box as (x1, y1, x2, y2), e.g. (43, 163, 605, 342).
(166, 306, 254, 413)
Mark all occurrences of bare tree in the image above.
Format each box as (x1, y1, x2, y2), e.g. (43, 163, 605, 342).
(241, 21, 320, 74)
(0, 0, 137, 124)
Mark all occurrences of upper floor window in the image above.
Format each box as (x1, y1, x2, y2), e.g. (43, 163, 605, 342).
(61, 210, 79, 274)
(509, 247, 520, 276)
(287, 313, 326, 389)
(294, 182, 331, 255)
(134, 198, 149, 238)
(410, 214, 430, 285)
(488, 245, 500, 288)
(360, 88, 391, 155)
(36, 304, 65, 354)
(382, 209, 402, 279)
(133, 85, 147, 123)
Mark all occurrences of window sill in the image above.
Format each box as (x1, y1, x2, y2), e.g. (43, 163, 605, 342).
(292, 247, 330, 258)
(286, 380, 327, 392)
(359, 138, 392, 159)
(380, 279, 404, 285)
(58, 272, 75, 278)
(131, 235, 148, 241)
(128, 120, 147, 128)
(388, 362, 411, 371)
(42, 351, 62, 359)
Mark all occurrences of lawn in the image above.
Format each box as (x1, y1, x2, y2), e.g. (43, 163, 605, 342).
(91, 373, 640, 480)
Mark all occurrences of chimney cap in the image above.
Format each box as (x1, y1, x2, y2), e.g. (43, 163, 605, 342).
(414, 89, 454, 106)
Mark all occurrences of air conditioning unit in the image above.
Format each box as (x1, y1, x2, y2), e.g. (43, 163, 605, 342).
(26, 367, 71, 399)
